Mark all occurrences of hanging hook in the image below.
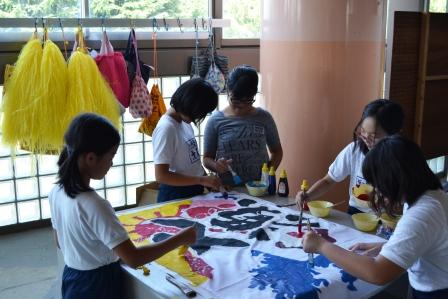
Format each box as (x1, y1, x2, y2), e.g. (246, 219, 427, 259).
(201, 17, 207, 30)
(152, 18, 159, 33)
(177, 17, 183, 33)
(101, 17, 106, 33)
(58, 17, 63, 30)
(41, 17, 48, 42)
(78, 18, 82, 28)
(128, 18, 135, 29)
(58, 17, 68, 60)
(194, 18, 198, 32)
(34, 18, 38, 33)
(163, 17, 169, 31)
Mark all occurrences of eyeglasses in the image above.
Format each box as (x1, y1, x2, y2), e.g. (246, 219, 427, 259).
(357, 126, 385, 143)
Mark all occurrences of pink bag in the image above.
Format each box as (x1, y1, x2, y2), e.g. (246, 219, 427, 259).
(95, 31, 131, 107)
(129, 31, 152, 119)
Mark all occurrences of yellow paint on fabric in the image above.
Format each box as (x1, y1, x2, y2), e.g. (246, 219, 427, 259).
(118, 199, 207, 285)
(118, 199, 192, 225)
(156, 247, 207, 286)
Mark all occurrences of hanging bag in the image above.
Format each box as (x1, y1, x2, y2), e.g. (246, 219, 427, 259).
(129, 30, 152, 119)
(95, 31, 131, 108)
(124, 29, 152, 84)
(190, 20, 229, 82)
(204, 29, 226, 94)
(139, 31, 167, 136)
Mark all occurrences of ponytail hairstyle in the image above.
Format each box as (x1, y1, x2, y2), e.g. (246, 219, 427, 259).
(353, 99, 404, 154)
(57, 113, 120, 198)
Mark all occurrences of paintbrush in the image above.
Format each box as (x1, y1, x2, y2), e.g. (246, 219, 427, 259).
(307, 218, 315, 267)
(228, 164, 242, 185)
(219, 185, 228, 199)
(166, 273, 197, 297)
(297, 179, 309, 237)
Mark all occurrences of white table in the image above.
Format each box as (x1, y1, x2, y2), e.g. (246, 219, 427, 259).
(119, 191, 404, 299)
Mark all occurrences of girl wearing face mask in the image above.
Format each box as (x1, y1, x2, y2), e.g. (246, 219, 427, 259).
(296, 99, 404, 215)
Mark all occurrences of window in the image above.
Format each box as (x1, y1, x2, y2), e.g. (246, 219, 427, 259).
(0, 0, 262, 230)
(90, 0, 209, 19)
(0, 0, 81, 18)
(222, 0, 261, 39)
(429, 0, 448, 12)
(0, 75, 212, 229)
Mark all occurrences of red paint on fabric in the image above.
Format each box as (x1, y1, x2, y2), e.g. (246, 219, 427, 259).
(184, 251, 214, 279)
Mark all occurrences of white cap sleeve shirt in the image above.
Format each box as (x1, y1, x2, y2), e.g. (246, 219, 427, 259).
(49, 186, 129, 271)
(327, 142, 373, 213)
(380, 190, 448, 292)
(152, 114, 204, 177)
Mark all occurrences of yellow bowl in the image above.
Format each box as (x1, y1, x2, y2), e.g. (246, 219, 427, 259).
(308, 200, 333, 218)
(380, 213, 401, 229)
(245, 181, 268, 197)
(352, 213, 379, 232)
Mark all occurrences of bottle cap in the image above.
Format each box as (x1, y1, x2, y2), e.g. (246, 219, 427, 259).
(301, 179, 309, 191)
(269, 166, 275, 175)
(262, 163, 269, 172)
(280, 169, 287, 178)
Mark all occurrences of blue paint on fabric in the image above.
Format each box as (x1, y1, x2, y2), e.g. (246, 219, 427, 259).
(249, 250, 358, 299)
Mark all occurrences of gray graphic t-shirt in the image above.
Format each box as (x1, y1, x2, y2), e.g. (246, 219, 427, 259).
(204, 108, 281, 184)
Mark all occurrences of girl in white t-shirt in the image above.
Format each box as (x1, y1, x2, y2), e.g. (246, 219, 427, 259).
(153, 78, 222, 202)
(296, 99, 404, 214)
(302, 135, 448, 299)
(50, 113, 196, 299)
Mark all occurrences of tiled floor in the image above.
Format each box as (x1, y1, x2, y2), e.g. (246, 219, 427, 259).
(0, 227, 60, 299)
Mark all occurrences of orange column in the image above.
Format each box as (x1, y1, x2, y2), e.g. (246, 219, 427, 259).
(260, 0, 386, 200)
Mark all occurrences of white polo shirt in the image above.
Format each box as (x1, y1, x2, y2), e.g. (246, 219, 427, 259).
(380, 189, 448, 292)
(49, 185, 129, 270)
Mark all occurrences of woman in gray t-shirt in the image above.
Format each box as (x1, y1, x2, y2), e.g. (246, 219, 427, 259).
(203, 65, 283, 185)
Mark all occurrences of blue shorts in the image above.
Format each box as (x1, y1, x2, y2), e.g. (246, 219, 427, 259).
(412, 287, 448, 299)
(62, 261, 122, 299)
(157, 184, 204, 202)
(347, 205, 364, 215)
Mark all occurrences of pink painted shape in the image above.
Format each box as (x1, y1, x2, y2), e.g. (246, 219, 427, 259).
(134, 222, 180, 239)
(189, 199, 236, 209)
(187, 206, 218, 219)
(186, 200, 237, 219)
(209, 228, 223, 232)
(184, 251, 214, 279)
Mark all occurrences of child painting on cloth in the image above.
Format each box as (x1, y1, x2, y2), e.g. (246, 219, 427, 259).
(153, 78, 222, 202)
(203, 65, 283, 185)
(296, 99, 404, 215)
(302, 135, 448, 299)
(50, 113, 197, 299)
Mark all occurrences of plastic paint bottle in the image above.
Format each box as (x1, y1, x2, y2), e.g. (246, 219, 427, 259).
(277, 169, 289, 197)
(268, 166, 276, 195)
(261, 163, 269, 186)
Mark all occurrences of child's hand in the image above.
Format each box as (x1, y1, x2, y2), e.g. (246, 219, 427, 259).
(349, 242, 384, 257)
(295, 191, 308, 210)
(179, 225, 197, 246)
(215, 158, 232, 174)
(200, 175, 222, 190)
(302, 230, 325, 253)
